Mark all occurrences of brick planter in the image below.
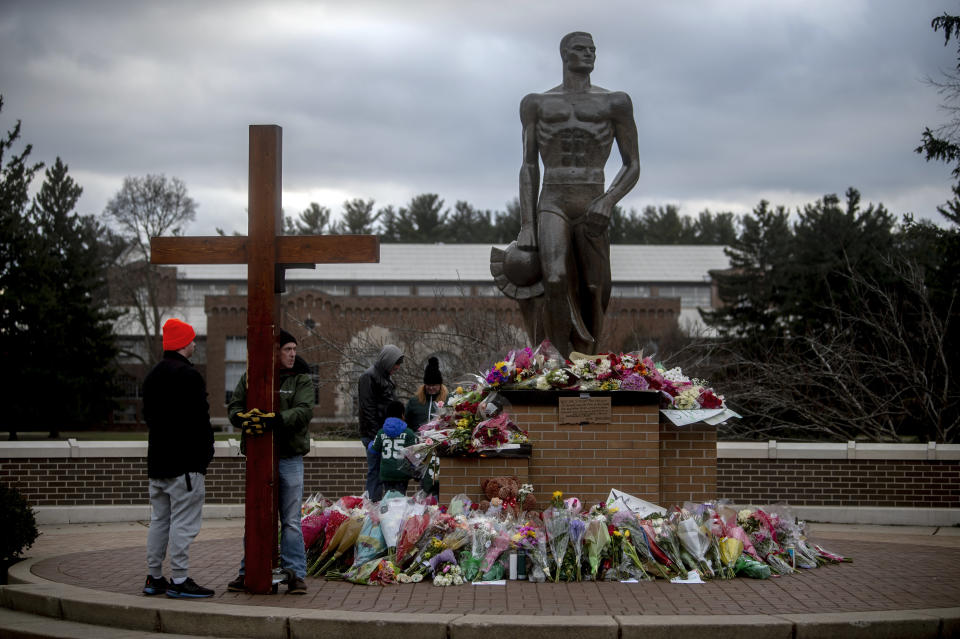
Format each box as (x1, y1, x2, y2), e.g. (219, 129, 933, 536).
(437, 391, 717, 508)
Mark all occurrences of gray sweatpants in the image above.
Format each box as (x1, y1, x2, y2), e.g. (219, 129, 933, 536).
(146, 473, 205, 580)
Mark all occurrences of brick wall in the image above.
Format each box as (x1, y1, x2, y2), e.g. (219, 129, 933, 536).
(660, 423, 717, 505)
(4, 442, 958, 512)
(0, 456, 366, 507)
(439, 456, 530, 505)
(717, 459, 960, 508)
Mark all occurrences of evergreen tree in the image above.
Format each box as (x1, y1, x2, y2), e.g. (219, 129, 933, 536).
(0, 97, 44, 439)
(333, 198, 379, 235)
(701, 200, 794, 337)
(638, 204, 697, 244)
(693, 210, 739, 244)
(393, 193, 448, 243)
(286, 202, 330, 235)
(492, 198, 521, 243)
(446, 200, 496, 243)
(26, 158, 120, 434)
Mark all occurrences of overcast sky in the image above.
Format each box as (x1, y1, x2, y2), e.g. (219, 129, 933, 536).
(1, 0, 956, 236)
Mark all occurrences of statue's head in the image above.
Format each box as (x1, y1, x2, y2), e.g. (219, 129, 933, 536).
(560, 31, 595, 73)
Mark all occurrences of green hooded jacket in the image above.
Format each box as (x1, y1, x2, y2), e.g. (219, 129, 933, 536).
(228, 355, 314, 458)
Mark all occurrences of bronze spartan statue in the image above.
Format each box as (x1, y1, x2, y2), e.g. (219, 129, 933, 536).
(491, 32, 640, 357)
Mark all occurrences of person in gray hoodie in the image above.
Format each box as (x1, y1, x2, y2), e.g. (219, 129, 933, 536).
(357, 344, 403, 501)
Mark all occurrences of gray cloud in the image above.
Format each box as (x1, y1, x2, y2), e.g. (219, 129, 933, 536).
(1, 0, 955, 235)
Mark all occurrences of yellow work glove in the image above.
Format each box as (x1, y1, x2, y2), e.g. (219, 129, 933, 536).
(237, 408, 279, 436)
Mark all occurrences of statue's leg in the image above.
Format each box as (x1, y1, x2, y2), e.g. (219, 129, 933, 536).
(538, 210, 578, 357)
(575, 224, 612, 352)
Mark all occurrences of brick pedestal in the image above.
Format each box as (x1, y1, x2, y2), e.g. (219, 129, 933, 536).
(437, 391, 719, 509)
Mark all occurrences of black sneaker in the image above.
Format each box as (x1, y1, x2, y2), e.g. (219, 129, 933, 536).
(227, 574, 245, 592)
(287, 576, 307, 595)
(166, 577, 214, 598)
(143, 575, 169, 596)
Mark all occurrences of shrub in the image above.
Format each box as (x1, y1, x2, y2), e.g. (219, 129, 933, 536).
(0, 483, 39, 564)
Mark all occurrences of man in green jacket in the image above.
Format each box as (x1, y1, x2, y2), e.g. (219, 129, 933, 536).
(226, 330, 314, 595)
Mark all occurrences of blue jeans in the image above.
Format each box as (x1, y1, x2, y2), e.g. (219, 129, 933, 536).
(278, 456, 307, 579)
(361, 437, 383, 501)
(238, 455, 307, 579)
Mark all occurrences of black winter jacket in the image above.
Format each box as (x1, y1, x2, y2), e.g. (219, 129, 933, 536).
(143, 351, 214, 479)
(357, 345, 403, 440)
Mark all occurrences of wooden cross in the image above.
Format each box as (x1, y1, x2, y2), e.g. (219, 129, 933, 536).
(151, 125, 379, 593)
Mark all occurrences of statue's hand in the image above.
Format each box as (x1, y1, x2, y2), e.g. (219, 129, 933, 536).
(585, 198, 611, 238)
(517, 226, 538, 250)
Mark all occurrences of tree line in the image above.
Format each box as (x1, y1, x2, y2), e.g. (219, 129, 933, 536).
(274, 194, 738, 245)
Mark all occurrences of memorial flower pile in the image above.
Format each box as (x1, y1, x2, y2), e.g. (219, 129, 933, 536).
(299, 488, 850, 587)
(462, 340, 736, 421)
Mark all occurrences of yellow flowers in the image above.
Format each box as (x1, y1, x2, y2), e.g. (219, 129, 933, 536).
(455, 386, 464, 394)
(553, 490, 563, 499)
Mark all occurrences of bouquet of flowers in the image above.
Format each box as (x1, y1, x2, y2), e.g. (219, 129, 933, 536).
(676, 514, 714, 577)
(351, 504, 387, 568)
(430, 549, 465, 586)
(310, 513, 363, 576)
(395, 509, 431, 567)
(543, 492, 571, 583)
(478, 529, 512, 577)
(332, 557, 398, 586)
(568, 516, 587, 581)
(583, 513, 611, 579)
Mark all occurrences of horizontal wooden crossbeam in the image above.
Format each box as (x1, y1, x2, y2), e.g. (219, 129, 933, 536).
(150, 235, 380, 266)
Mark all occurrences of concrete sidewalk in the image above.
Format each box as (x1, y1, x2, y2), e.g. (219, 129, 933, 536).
(3, 518, 960, 638)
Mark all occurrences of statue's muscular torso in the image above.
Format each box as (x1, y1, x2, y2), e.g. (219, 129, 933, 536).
(529, 88, 629, 185)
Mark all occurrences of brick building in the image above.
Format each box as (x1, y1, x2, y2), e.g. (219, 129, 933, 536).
(113, 244, 729, 426)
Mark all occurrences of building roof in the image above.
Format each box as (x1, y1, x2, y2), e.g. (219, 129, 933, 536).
(175, 244, 729, 283)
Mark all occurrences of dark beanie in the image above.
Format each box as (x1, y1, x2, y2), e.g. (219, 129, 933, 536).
(276, 329, 297, 346)
(423, 356, 443, 385)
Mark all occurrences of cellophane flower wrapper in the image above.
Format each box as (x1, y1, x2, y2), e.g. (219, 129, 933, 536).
(568, 516, 587, 580)
(312, 514, 363, 576)
(447, 493, 473, 517)
(340, 557, 398, 586)
(734, 554, 771, 579)
(429, 548, 458, 576)
(619, 519, 671, 579)
(301, 511, 329, 551)
(638, 520, 677, 572)
(396, 510, 431, 567)
(463, 515, 496, 581)
(479, 529, 511, 575)
(583, 515, 610, 579)
(618, 534, 653, 581)
(543, 507, 571, 582)
(715, 509, 760, 561)
(352, 510, 387, 568)
(718, 536, 743, 579)
(379, 493, 411, 553)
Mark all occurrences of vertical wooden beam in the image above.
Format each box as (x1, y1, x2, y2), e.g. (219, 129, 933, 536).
(243, 124, 282, 594)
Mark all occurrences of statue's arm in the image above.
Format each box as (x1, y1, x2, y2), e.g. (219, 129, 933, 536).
(517, 94, 540, 249)
(586, 91, 641, 237)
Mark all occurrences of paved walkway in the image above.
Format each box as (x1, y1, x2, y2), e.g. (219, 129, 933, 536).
(15, 519, 960, 615)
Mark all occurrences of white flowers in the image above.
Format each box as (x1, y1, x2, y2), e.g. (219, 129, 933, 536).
(661, 366, 690, 383)
(433, 564, 464, 586)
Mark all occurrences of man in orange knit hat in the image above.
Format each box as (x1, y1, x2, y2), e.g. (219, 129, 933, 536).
(142, 318, 215, 598)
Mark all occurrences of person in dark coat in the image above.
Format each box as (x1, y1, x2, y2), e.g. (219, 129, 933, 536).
(357, 344, 403, 501)
(142, 318, 215, 599)
(405, 357, 447, 497)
